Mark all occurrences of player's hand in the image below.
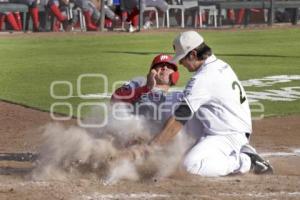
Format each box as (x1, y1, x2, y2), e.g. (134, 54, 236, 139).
(146, 69, 157, 90)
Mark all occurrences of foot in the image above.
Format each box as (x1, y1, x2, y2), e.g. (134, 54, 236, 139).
(143, 20, 152, 29)
(129, 25, 137, 33)
(125, 22, 137, 33)
(241, 144, 274, 174)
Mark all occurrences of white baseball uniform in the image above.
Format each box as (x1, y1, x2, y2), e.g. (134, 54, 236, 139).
(182, 54, 252, 177)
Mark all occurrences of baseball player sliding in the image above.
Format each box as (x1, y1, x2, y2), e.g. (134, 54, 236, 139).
(111, 53, 180, 136)
(114, 31, 273, 177)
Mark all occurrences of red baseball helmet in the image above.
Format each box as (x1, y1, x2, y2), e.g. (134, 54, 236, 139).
(150, 54, 179, 86)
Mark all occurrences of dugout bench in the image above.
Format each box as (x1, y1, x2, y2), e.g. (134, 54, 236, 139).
(197, 0, 300, 27)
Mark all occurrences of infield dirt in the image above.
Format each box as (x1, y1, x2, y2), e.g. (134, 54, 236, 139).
(1, 101, 300, 200)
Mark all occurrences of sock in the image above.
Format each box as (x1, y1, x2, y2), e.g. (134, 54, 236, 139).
(30, 7, 39, 31)
(6, 12, 20, 31)
(127, 7, 139, 26)
(105, 18, 112, 28)
(237, 9, 245, 24)
(83, 11, 97, 31)
(52, 18, 61, 31)
(121, 11, 128, 22)
(14, 12, 23, 31)
(0, 14, 5, 30)
(50, 4, 66, 22)
(227, 9, 235, 22)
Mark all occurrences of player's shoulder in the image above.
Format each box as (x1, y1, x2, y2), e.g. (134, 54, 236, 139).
(184, 76, 207, 96)
(122, 76, 146, 89)
(203, 56, 234, 78)
(208, 56, 231, 70)
(190, 60, 229, 88)
(203, 55, 230, 68)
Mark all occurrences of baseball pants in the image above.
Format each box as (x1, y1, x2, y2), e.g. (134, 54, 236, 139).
(183, 133, 251, 177)
(123, 0, 168, 12)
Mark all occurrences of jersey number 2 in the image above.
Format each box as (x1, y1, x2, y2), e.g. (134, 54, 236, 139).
(232, 81, 246, 104)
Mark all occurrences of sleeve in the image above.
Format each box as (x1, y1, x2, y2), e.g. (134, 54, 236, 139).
(174, 100, 193, 125)
(182, 77, 211, 113)
(111, 85, 150, 104)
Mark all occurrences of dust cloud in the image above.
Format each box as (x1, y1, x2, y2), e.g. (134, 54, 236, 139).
(31, 104, 192, 183)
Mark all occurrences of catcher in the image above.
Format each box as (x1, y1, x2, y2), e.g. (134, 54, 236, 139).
(112, 32, 274, 177)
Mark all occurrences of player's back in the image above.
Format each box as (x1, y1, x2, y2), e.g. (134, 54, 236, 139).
(190, 56, 252, 136)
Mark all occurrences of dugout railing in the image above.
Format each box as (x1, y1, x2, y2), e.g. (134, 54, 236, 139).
(197, 0, 300, 27)
(1, 0, 300, 32)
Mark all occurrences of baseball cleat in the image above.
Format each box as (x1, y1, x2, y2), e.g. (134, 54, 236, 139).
(62, 19, 73, 32)
(143, 20, 152, 29)
(241, 144, 274, 175)
(128, 25, 137, 33)
(124, 22, 137, 33)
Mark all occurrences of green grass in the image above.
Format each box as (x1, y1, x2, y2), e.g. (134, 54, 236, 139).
(0, 28, 300, 117)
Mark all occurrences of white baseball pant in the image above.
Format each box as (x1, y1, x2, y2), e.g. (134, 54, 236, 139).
(183, 133, 251, 177)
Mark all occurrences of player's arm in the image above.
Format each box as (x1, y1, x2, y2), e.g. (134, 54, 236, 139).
(150, 101, 193, 145)
(111, 85, 150, 104)
(111, 69, 157, 104)
(150, 77, 209, 146)
(112, 101, 193, 162)
(150, 116, 182, 145)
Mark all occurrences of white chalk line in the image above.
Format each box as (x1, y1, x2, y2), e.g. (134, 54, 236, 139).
(1, 148, 300, 200)
(80, 191, 300, 200)
(80, 193, 225, 200)
(294, 149, 300, 154)
(0, 181, 51, 188)
(218, 191, 300, 198)
(81, 192, 170, 200)
(260, 148, 300, 158)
